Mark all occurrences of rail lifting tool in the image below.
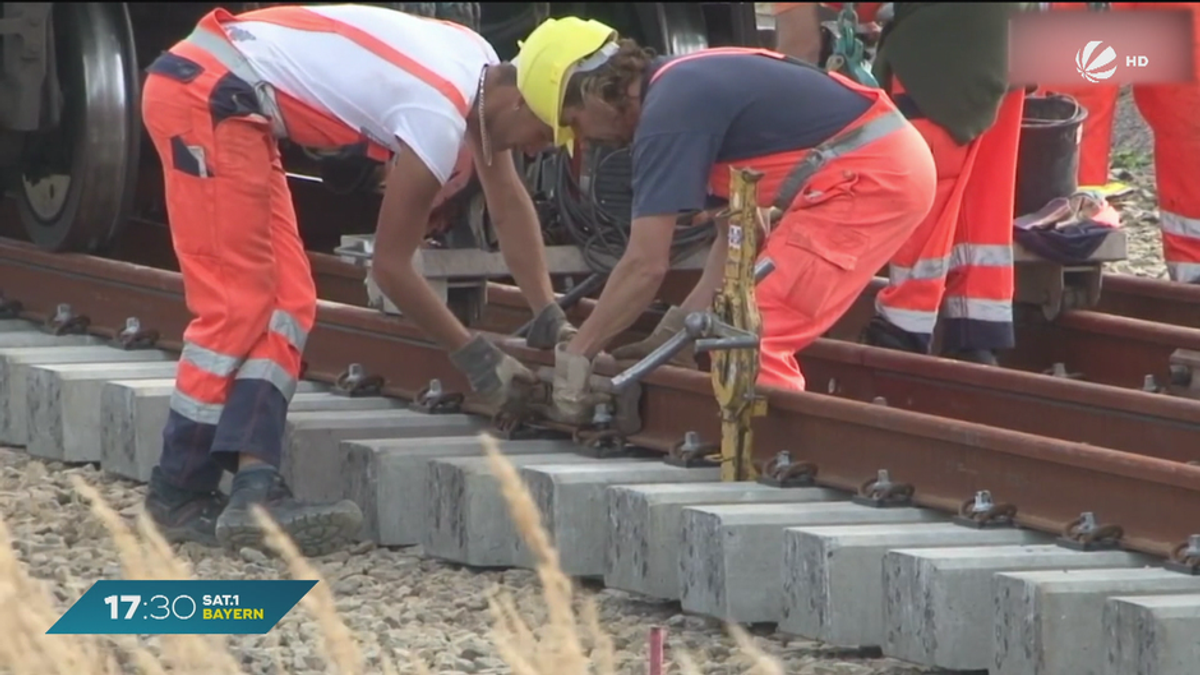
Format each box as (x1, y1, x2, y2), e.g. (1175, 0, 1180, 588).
(611, 167, 773, 482)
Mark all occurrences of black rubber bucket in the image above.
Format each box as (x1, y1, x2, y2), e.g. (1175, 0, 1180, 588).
(1014, 93, 1088, 217)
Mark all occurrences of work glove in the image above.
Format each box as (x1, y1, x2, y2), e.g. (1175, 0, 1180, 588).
(608, 306, 697, 369)
(448, 335, 536, 411)
(525, 303, 578, 350)
(548, 343, 609, 425)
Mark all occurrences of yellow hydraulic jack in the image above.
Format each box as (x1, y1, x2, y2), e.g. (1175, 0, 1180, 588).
(610, 167, 773, 481)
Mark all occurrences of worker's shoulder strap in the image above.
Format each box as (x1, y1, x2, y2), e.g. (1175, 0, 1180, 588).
(203, 6, 478, 118)
(648, 47, 823, 85)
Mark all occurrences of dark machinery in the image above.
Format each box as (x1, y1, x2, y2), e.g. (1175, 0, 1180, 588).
(0, 2, 762, 255)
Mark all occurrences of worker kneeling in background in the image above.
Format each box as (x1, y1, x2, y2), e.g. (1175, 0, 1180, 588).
(510, 17, 936, 423)
(775, 2, 1024, 365)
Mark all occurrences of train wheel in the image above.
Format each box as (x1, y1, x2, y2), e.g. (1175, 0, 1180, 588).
(635, 3, 709, 55)
(16, 3, 139, 253)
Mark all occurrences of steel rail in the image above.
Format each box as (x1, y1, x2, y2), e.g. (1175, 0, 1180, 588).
(1097, 273, 1200, 330)
(75, 239, 1200, 449)
(479, 283, 1200, 461)
(833, 277, 1200, 391)
(0, 238, 1197, 559)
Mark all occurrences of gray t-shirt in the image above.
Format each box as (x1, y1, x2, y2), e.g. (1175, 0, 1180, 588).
(631, 52, 872, 219)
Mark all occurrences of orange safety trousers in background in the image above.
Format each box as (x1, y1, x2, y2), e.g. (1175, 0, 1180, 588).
(697, 57, 936, 390)
(1045, 2, 1200, 283)
(874, 78, 1025, 352)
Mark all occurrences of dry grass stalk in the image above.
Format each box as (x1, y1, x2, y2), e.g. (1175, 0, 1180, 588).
(0, 443, 787, 675)
(254, 505, 364, 675)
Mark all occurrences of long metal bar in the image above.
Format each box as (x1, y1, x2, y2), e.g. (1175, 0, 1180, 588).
(0, 239, 1197, 558)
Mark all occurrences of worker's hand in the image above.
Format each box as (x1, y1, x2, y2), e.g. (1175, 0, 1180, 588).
(547, 343, 609, 425)
(609, 306, 697, 368)
(448, 335, 538, 411)
(525, 303, 578, 350)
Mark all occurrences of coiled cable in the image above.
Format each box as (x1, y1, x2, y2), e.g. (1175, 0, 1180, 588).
(548, 147, 715, 275)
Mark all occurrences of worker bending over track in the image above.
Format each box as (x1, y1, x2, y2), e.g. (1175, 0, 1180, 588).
(141, 4, 573, 554)
(773, 3, 1024, 365)
(511, 17, 936, 422)
(1044, 2, 1200, 284)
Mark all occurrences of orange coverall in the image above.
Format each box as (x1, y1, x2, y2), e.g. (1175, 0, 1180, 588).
(1046, 2, 1200, 283)
(656, 48, 936, 390)
(141, 7, 474, 491)
(786, 2, 1024, 355)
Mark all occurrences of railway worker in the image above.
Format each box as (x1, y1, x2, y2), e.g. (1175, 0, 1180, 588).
(140, 4, 574, 554)
(769, 3, 1025, 366)
(509, 16, 937, 422)
(1041, 2, 1200, 284)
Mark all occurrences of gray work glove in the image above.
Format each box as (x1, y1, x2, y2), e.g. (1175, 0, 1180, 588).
(547, 343, 610, 425)
(608, 306, 696, 369)
(448, 335, 536, 411)
(525, 303, 578, 350)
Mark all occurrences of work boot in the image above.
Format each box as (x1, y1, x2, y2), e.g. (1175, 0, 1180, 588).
(144, 466, 228, 547)
(215, 466, 363, 559)
(859, 315, 928, 355)
(943, 348, 1000, 367)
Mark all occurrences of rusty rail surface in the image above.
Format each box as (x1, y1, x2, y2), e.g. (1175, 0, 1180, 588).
(104, 221, 1200, 394)
(838, 277, 1200, 391)
(95, 240, 1200, 451)
(1097, 273, 1200, 330)
(0, 238, 1198, 559)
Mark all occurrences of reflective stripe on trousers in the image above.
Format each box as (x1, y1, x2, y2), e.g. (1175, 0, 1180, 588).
(940, 243, 1015, 323)
(878, 86, 1022, 351)
(169, 309, 310, 425)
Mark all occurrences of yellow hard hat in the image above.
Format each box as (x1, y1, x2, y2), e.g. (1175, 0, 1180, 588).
(514, 16, 618, 150)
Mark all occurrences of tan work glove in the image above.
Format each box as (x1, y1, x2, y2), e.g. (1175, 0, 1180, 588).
(525, 303, 579, 349)
(608, 306, 696, 369)
(447, 335, 537, 411)
(547, 343, 610, 425)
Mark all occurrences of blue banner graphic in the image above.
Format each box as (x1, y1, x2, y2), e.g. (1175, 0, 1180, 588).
(47, 580, 316, 635)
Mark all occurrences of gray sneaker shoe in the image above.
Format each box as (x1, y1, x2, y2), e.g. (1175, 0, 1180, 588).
(215, 466, 363, 558)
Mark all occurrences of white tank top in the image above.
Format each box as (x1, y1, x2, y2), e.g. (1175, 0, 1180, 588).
(225, 4, 498, 185)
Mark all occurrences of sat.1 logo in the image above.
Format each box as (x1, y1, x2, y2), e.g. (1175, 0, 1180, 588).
(1075, 40, 1149, 83)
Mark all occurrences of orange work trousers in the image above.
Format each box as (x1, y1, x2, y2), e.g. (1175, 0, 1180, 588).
(1047, 2, 1200, 283)
(142, 44, 316, 492)
(875, 80, 1025, 351)
(708, 76, 936, 391)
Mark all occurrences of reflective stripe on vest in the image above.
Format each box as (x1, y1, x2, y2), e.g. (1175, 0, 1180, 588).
(183, 7, 485, 152)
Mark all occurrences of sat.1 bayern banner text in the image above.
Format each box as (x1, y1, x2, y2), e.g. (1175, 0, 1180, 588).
(46, 580, 316, 635)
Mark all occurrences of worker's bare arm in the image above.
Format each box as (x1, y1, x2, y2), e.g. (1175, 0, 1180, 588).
(565, 215, 676, 358)
(470, 141, 556, 312)
(372, 144, 474, 351)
